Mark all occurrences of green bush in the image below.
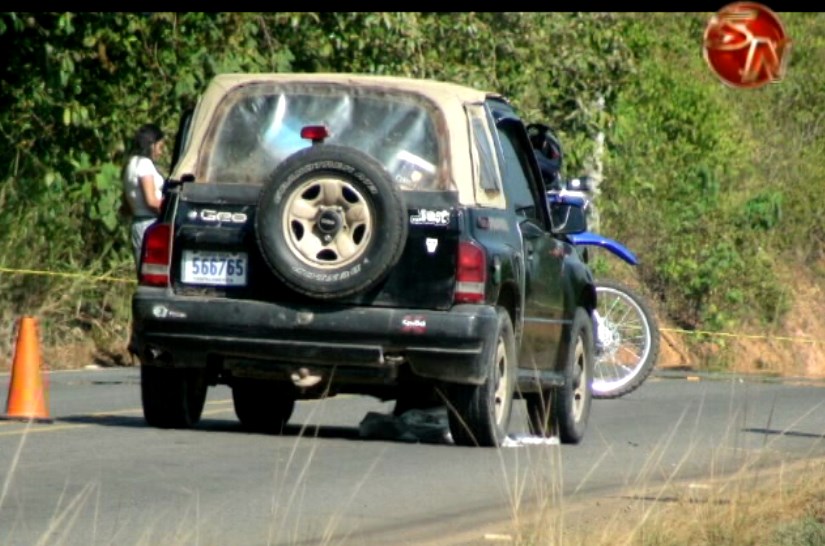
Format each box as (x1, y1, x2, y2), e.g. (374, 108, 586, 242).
(769, 516, 825, 546)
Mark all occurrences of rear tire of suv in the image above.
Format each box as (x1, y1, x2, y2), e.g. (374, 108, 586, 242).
(526, 307, 593, 444)
(232, 379, 296, 433)
(256, 145, 408, 300)
(141, 364, 207, 429)
(447, 307, 516, 447)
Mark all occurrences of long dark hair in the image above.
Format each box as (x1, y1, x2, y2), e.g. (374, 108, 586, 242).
(130, 123, 165, 158)
(121, 123, 166, 190)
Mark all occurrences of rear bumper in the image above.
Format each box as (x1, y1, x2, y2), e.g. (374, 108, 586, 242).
(130, 287, 499, 385)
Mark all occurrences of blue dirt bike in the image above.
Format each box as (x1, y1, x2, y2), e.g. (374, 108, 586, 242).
(548, 177, 661, 399)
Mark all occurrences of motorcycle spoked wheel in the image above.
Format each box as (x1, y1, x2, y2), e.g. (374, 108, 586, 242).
(591, 279, 660, 399)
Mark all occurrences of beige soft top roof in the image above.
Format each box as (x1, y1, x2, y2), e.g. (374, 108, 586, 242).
(173, 73, 508, 206)
(204, 72, 501, 104)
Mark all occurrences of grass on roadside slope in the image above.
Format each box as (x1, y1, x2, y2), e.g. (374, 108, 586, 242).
(519, 457, 825, 546)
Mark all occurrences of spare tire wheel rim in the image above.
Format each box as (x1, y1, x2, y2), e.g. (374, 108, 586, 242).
(282, 175, 374, 269)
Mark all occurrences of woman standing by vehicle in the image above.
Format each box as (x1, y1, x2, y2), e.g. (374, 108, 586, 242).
(122, 123, 166, 267)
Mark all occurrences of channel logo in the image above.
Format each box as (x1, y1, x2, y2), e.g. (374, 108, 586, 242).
(703, 2, 791, 89)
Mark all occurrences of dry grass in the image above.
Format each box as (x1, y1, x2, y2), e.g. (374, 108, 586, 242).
(548, 457, 825, 546)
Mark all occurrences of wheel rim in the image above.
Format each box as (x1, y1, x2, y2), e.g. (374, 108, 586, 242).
(492, 335, 510, 425)
(282, 175, 373, 269)
(592, 286, 652, 393)
(571, 335, 588, 421)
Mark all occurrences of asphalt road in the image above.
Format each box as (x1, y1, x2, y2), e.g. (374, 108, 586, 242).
(1, 368, 824, 546)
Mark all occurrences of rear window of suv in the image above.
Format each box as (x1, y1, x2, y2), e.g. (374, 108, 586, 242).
(203, 83, 444, 190)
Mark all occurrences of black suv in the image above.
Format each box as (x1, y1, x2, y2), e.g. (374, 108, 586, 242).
(129, 73, 597, 448)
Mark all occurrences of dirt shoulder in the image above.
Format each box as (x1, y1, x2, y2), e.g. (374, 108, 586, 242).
(656, 268, 825, 380)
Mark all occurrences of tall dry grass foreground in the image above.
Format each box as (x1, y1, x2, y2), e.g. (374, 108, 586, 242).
(543, 457, 825, 546)
(496, 412, 825, 546)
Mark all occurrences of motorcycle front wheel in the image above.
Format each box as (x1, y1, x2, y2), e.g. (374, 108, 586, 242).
(592, 279, 660, 399)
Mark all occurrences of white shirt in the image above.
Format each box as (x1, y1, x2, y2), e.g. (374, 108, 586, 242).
(123, 155, 164, 218)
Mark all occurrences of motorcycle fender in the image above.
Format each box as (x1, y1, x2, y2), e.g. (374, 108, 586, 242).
(569, 232, 638, 266)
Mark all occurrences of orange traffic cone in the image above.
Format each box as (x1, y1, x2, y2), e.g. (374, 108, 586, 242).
(2, 316, 51, 423)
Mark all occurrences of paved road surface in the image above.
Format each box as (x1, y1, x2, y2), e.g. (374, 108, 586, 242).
(1, 368, 824, 545)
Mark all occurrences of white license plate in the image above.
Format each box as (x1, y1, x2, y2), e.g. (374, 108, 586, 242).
(181, 250, 248, 286)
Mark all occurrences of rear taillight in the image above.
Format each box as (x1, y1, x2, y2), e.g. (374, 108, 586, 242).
(454, 240, 486, 303)
(139, 223, 172, 287)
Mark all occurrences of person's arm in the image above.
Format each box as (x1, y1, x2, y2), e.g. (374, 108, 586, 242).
(139, 175, 162, 213)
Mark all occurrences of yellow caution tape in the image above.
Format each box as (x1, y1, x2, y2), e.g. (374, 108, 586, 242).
(0, 266, 136, 285)
(661, 328, 820, 344)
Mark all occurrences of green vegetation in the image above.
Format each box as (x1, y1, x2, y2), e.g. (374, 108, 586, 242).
(1, 12, 822, 364)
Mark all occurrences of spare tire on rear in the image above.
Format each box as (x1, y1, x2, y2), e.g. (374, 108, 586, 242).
(256, 145, 408, 299)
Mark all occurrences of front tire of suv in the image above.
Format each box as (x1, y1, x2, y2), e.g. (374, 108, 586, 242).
(232, 379, 297, 434)
(141, 364, 207, 429)
(447, 307, 516, 447)
(256, 145, 408, 300)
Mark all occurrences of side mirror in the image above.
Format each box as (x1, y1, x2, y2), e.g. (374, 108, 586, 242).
(550, 201, 588, 235)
